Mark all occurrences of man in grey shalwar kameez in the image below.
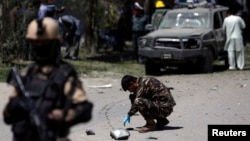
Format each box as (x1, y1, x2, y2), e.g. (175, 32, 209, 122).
(223, 10, 246, 70)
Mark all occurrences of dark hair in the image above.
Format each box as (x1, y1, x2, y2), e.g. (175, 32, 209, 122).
(121, 75, 137, 91)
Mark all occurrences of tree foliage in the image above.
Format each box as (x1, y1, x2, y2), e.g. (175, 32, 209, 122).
(0, 0, 133, 65)
(0, 0, 30, 65)
(64, 0, 132, 54)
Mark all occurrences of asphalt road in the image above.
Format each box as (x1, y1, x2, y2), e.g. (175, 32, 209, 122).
(0, 70, 250, 141)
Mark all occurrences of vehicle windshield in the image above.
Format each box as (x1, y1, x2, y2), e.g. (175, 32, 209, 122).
(159, 11, 210, 29)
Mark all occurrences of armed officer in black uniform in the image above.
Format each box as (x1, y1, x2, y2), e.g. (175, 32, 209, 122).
(3, 17, 93, 141)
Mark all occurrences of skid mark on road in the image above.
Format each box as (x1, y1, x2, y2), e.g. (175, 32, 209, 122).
(100, 98, 127, 129)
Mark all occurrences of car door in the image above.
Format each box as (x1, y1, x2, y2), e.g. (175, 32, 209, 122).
(151, 9, 168, 30)
(213, 9, 226, 53)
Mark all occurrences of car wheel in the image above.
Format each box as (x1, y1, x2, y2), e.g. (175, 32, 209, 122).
(178, 63, 196, 73)
(145, 61, 161, 75)
(197, 48, 214, 73)
(224, 56, 229, 69)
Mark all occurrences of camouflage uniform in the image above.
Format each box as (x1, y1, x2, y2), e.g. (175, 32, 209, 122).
(127, 77, 176, 128)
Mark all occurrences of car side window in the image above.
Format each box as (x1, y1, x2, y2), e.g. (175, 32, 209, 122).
(213, 12, 222, 29)
(151, 9, 167, 29)
(221, 10, 227, 19)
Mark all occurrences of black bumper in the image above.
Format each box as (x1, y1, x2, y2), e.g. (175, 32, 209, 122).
(138, 48, 207, 61)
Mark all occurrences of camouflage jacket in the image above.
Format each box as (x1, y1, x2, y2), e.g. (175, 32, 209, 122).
(128, 77, 176, 116)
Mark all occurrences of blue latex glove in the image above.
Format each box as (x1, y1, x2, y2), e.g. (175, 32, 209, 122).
(123, 115, 130, 126)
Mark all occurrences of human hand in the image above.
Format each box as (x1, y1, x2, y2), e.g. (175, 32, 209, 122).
(123, 115, 130, 126)
(48, 109, 76, 122)
(48, 109, 63, 121)
(65, 109, 76, 122)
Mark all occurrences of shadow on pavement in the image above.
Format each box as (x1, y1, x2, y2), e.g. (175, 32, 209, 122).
(125, 126, 183, 132)
(161, 126, 183, 131)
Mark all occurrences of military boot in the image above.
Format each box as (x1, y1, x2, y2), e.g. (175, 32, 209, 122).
(137, 119, 157, 133)
(156, 118, 169, 129)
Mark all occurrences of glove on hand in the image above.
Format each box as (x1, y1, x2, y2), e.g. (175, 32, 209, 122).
(123, 115, 130, 126)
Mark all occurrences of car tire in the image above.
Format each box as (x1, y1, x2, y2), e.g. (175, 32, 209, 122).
(145, 61, 161, 75)
(224, 56, 229, 69)
(197, 48, 214, 73)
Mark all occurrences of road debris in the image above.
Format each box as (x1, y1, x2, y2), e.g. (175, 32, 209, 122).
(88, 83, 112, 88)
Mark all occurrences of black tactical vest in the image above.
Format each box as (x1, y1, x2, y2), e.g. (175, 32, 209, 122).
(13, 62, 77, 141)
(24, 62, 76, 117)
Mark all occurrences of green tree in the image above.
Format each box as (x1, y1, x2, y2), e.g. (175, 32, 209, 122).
(0, 0, 31, 65)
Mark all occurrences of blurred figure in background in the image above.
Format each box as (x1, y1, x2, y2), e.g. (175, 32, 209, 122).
(22, 2, 38, 60)
(9, 2, 22, 32)
(33, 0, 64, 19)
(132, 2, 148, 63)
(223, 10, 246, 70)
(33, 0, 48, 19)
(58, 15, 84, 60)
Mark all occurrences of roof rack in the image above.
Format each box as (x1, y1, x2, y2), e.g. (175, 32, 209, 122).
(174, 1, 216, 9)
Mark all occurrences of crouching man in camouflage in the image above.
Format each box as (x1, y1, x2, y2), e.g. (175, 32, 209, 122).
(121, 75, 176, 133)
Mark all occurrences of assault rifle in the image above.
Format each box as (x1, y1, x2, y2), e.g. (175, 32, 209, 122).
(7, 67, 50, 141)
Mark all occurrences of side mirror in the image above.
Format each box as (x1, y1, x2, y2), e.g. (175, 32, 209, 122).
(145, 24, 154, 31)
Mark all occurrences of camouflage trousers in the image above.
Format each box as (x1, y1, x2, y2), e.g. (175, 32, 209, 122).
(134, 98, 173, 120)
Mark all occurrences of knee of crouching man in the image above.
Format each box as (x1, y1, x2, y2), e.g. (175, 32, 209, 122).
(134, 98, 148, 106)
